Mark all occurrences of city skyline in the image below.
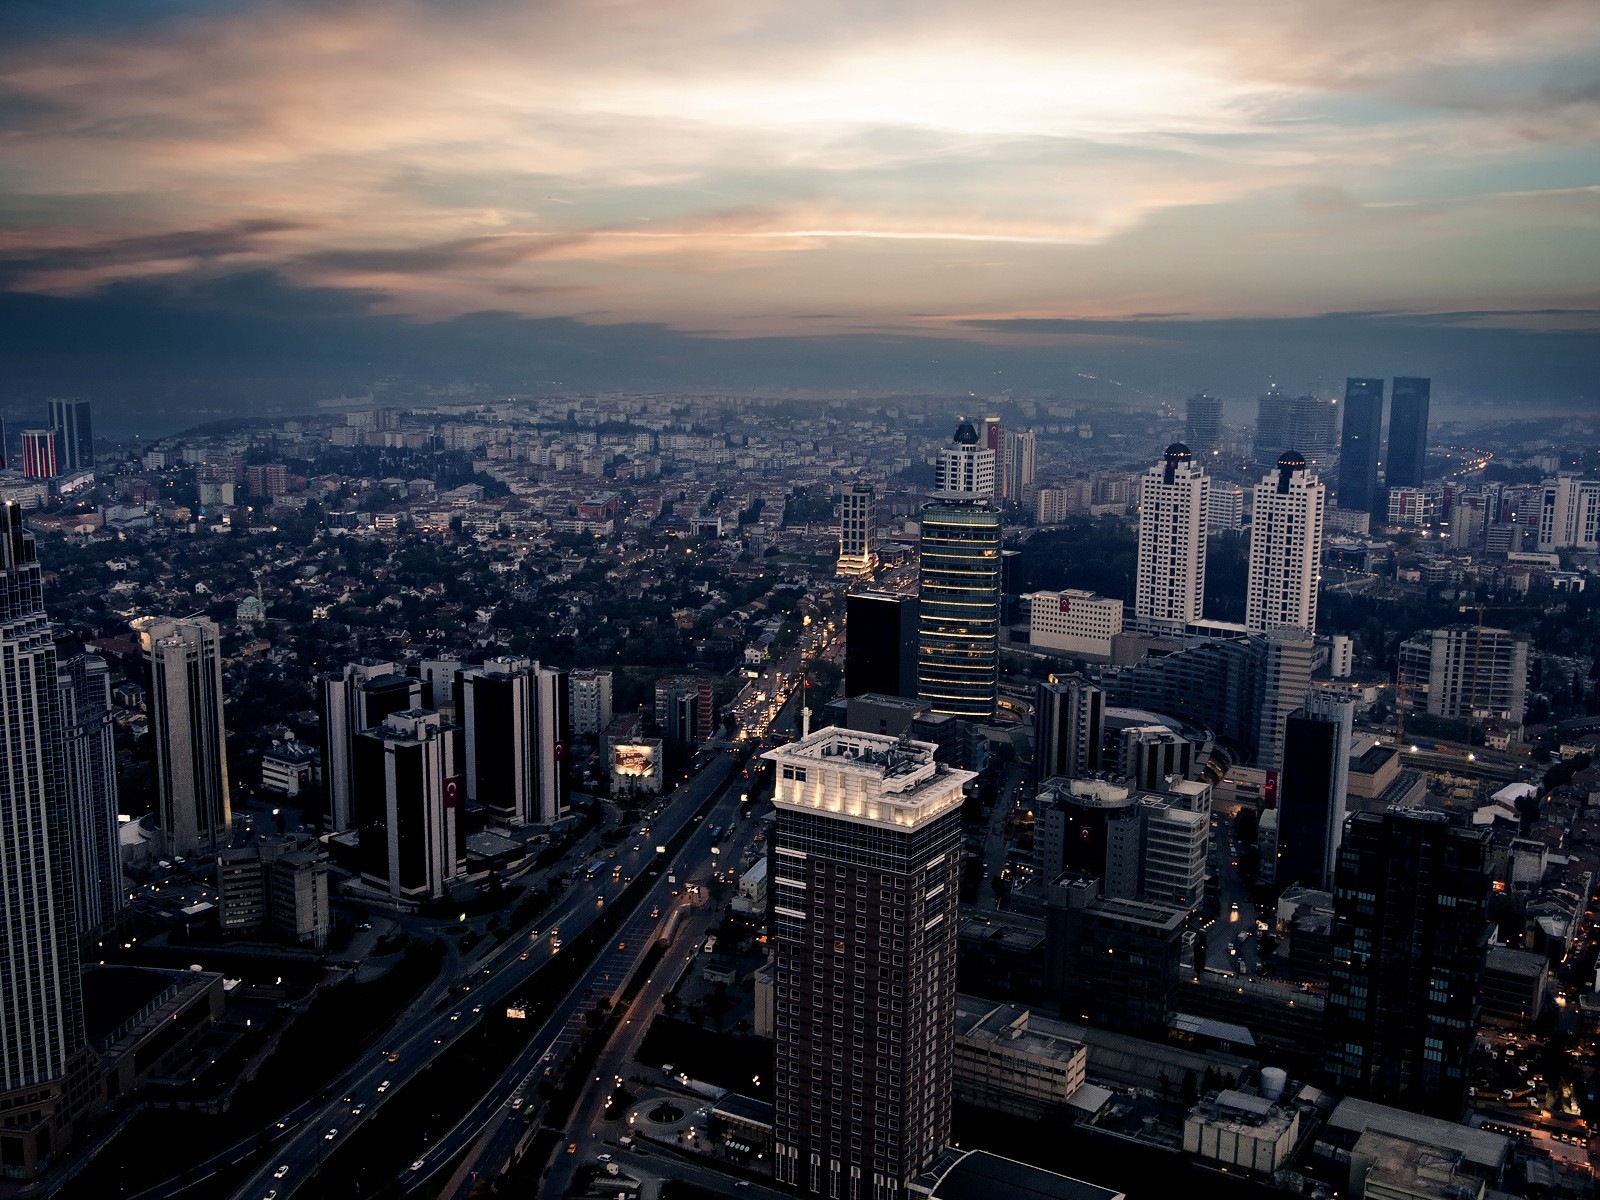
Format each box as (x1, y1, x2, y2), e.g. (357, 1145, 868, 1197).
(1, 3, 1598, 407)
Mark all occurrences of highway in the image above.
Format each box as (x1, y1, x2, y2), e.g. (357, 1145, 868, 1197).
(226, 753, 740, 1200)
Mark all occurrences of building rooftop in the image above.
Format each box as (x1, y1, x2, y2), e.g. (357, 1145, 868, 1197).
(956, 998, 1086, 1068)
(1327, 1096, 1510, 1173)
(927, 1150, 1123, 1200)
(764, 727, 975, 830)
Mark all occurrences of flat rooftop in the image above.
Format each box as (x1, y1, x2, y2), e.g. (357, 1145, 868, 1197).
(929, 1150, 1124, 1200)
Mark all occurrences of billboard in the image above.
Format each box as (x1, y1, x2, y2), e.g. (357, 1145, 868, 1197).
(612, 743, 658, 777)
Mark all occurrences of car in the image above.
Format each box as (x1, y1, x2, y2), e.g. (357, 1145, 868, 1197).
(520, 950, 529, 961)
(551, 939, 562, 951)
(618, 941, 627, 950)
(433, 1035, 444, 1044)
(472, 1005, 482, 1013)
(566, 1142, 578, 1154)
(596, 897, 604, 907)
(597, 1153, 613, 1163)
(410, 1160, 426, 1171)
(450, 1012, 461, 1021)
(530, 928, 540, 938)
(377, 1080, 391, 1093)
(650, 906, 660, 919)
(274, 1165, 290, 1179)
(264, 1192, 278, 1200)
(324, 1128, 339, 1141)
(387, 1051, 400, 1063)
(275, 1120, 288, 1130)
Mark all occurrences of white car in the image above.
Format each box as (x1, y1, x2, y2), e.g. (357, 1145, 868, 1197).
(596, 1153, 613, 1163)
(324, 1128, 339, 1141)
(411, 1159, 426, 1171)
(274, 1165, 290, 1179)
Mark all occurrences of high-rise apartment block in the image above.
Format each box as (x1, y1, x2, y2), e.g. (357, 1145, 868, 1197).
(1288, 395, 1338, 471)
(1135, 444, 1209, 635)
(917, 497, 1002, 721)
(20, 429, 57, 479)
(764, 728, 974, 1198)
(1324, 808, 1490, 1118)
(655, 675, 715, 746)
(0, 504, 91, 1178)
(845, 591, 919, 699)
(46, 398, 94, 474)
(1537, 475, 1600, 551)
(1002, 429, 1036, 504)
(935, 420, 996, 501)
(837, 483, 878, 576)
(1033, 676, 1105, 783)
(57, 650, 124, 940)
(1253, 385, 1294, 468)
(352, 709, 462, 903)
(1386, 377, 1431, 489)
(320, 660, 422, 831)
(134, 615, 232, 856)
(1184, 393, 1223, 455)
(1398, 626, 1530, 726)
(1246, 452, 1325, 636)
(1337, 378, 1384, 514)
(568, 667, 614, 736)
(1208, 483, 1245, 534)
(456, 657, 567, 825)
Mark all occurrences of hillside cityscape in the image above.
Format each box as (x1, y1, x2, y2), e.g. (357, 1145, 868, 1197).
(0, 386, 1598, 1200)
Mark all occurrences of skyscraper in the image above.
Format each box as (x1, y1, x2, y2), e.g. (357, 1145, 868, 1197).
(1256, 627, 1316, 773)
(135, 615, 231, 856)
(1033, 675, 1104, 783)
(320, 660, 422, 832)
(1001, 429, 1036, 504)
(1324, 808, 1490, 1118)
(568, 667, 614, 737)
(917, 498, 1002, 721)
(1288, 394, 1338, 471)
(935, 420, 996, 501)
(1253, 385, 1293, 467)
(1270, 697, 1352, 891)
(1337, 378, 1384, 514)
(0, 503, 89, 1177)
(845, 591, 919, 698)
(456, 657, 567, 825)
(1184, 393, 1223, 455)
(353, 709, 462, 902)
(1536, 475, 1600, 551)
(837, 483, 878, 576)
(1386, 377, 1431, 489)
(1246, 451, 1325, 636)
(20, 429, 57, 479)
(764, 728, 973, 1198)
(1134, 443, 1209, 635)
(57, 649, 124, 940)
(45, 398, 93, 474)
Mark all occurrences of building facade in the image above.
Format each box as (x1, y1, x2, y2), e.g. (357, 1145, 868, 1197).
(845, 591, 919, 699)
(838, 483, 878, 577)
(916, 499, 1002, 720)
(935, 421, 996, 501)
(1385, 377, 1431, 490)
(20, 429, 57, 480)
(764, 729, 973, 1200)
(352, 709, 462, 903)
(1185, 393, 1223, 455)
(45, 399, 94, 474)
(568, 667, 614, 737)
(1270, 697, 1353, 891)
(1026, 589, 1122, 659)
(1324, 808, 1490, 1118)
(134, 616, 231, 857)
(1246, 452, 1325, 636)
(457, 657, 568, 826)
(1032, 677, 1105, 785)
(1397, 626, 1530, 726)
(1337, 378, 1384, 515)
(320, 660, 422, 832)
(57, 650, 124, 940)
(1537, 475, 1600, 552)
(1134, 444, 1209, 635)
(1002, 430, 1036, 504)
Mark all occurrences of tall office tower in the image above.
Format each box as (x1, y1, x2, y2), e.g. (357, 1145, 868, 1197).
(57, 649, 124, 939)
(568, 667, 614, 737)
(1184, 393, 1223, 455)
(134, 616, 231, 857)
(1246, 451, 1325, 636)
(352, 709, 461, 902)
(0, 504, 89, 1178)
(1288, 395, 1338, 471)
(763, 728, 974, 1198)
(1136, 794, 1209, 910)
(917, 497, 1002, 720)
(320, 660, 422, 832)
(1253, 385, 1293, 467)
(1270, 697, 1352, 890)
(1337, 378, 1384, 514)
(1002, 429, 1036, 503)
(654, 676, 714, 745)
(1033, 676, 1104, 783)
(845, 591, 919, 698)
(1537, 475, 1600, 551)
(1324, 809, 1490, 1118)
(20, 429, 57, 479)
(1134, 444, 1209, 635)
(934, 419, 996, 501)
(1386, 377, 1431, 489)
(45, 398, 93, 473)
(837, 483, 878, 576)
(1256, 627, 1315, 773)
(1397, 625, 1531, 725)
(456, 657, 568, 825)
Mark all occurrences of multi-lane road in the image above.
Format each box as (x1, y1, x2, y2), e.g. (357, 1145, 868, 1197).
(227, 753, 742, 1200)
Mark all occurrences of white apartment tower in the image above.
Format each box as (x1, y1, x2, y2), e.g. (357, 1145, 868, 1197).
(1246, 451, 1326, 636)
(568, 668, 614, 737)
(935, 420, 996, 500)
(837, 483, 878, 576)
(1002, 429, 1036, 504)
(1135, 444, 1210, 635)
(1538, 476, 1600, 552)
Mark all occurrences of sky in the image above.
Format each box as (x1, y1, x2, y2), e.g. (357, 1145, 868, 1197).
(2, 0, 1598, 410)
